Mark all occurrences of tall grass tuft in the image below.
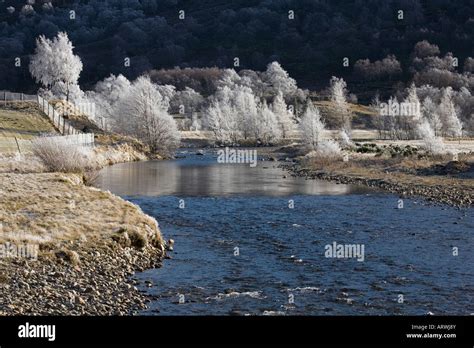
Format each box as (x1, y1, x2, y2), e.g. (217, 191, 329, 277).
(32, 136, 94, 173)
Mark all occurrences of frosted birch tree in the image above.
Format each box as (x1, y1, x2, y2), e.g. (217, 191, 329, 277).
(262, 61, 297, 97)
(117, 76, 180, 155)
(85, 74, 131, 130)
(299, 100, 326, 150)
(330, 76, 352, 135)
(29, 32, 83, 102)
(439, 87, 463, 137)
(205, 86, 239, 144)
(421, 96, 442, 136)
(406, 84, 445, 154)
(256, 101, 282, 145)
(272, 91, 295, 139)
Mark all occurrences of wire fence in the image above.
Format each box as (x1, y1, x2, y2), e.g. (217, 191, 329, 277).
(0, 91, 37, 102)
(36, 95, 82, 135)
(0, 133, 95, 154)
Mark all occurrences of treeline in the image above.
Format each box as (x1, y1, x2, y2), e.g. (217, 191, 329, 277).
(1, 0, 473, 93)
(28, 31, 472, 157)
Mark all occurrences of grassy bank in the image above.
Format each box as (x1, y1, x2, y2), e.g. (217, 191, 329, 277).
(0, 168, 167, 315)
(0, 102, 169, 315)
(283, 145, 474, 207)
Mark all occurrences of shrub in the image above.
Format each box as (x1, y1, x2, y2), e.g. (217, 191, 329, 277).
(303, 139, 342, 166)
(422, 136, 446, 155)
(316, 139, 342, 158)
(32, 136, 94, 173)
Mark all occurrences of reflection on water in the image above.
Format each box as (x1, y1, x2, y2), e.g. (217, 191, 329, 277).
(96, 151, 370, 197)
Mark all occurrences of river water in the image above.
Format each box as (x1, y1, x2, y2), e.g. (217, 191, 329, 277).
(96, 149, 473, 315)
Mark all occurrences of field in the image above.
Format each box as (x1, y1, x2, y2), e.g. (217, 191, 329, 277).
(0, 102, 58, 153)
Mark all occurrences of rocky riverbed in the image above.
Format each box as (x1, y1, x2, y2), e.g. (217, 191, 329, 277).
(0, 243, 166, 315)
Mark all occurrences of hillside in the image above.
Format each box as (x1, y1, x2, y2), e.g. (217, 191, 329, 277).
(0, 0, 473, 94)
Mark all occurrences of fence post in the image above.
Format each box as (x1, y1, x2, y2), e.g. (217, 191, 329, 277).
(14, 137, 21, 154)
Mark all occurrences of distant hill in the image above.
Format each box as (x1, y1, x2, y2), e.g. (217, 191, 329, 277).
(0, 0, 473, 94)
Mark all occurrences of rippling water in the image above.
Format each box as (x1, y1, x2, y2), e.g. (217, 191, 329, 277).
(96, 149, 474, 315)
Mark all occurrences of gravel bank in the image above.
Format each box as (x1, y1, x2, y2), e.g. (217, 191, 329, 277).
(283, 163, 473, 207)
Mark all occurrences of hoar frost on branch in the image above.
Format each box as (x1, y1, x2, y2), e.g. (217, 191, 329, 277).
(299, 99, 341, 158)
(329, 77, 352, 135)
(405, 84, 446, 154)
(205, 85, 281, 145)
(85, 74, 131, 129)
(272, 91, 296, 139)
(116, 76, 180, 155)
(439, 87, 463, 138)
(29, 32, 83, 102)
(262, 61, 298, 98)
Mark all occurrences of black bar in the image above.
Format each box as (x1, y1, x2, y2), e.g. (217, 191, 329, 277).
(0, 316, 472, 346)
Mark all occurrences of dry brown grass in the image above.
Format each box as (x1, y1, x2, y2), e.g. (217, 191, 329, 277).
(304, 152, 474, 193)
(32, 137, 95, 173)
(0, 103, 57, 139)
(0, 172, 164, 254)
(0, 143, 148, 175)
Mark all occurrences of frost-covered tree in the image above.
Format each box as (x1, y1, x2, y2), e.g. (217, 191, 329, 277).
(413, 40, 440, 59)
(29, 32, 83, 102)
(329, 77, 352, 134)
(464, 57, 474, 73)
(256, 101, 282, 145)
(417, 119, 446, 155)
(262, 61, 297, 97)
(216, 69, 241, 90)
(339, 129, 352, 148)
(405, 83, 422, 120)
(205, 84, 284, 145)
(232, 85, 259, 140)
(170, 87, 205, 130)
(272, 91, 295, 139)
(117, 76, 180, 155)
(299, 100, 326, 150)
(403, 84, 446, 153)
(439, 87, 463, 137)
(155, 84, 176, 110)
(21, 4, 35, 15)
(85, 74, 131, 129)
(170, 87, 204, 115)
(239, 69, 266, 97)
(421, 97, 442, 136)
(205, 86, 239, 144)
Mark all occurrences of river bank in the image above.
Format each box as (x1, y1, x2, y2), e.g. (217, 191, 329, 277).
(0, 143, 167, 315)
(279, 149, 474, 207)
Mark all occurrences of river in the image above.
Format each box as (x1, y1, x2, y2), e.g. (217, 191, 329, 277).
(96, 149, 474, 315)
